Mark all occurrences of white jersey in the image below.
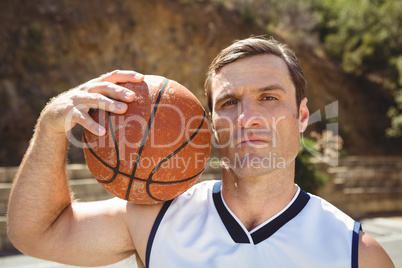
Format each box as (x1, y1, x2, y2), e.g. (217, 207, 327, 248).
(146, 180, 360, 268)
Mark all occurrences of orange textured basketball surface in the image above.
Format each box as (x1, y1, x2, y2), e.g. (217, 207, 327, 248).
(82, 75, 212, 204)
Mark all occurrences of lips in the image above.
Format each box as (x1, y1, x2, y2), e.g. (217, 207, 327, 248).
(240, 140, 269, 145)
(237, 132, 271, 147)
(238, 140, 270, 148)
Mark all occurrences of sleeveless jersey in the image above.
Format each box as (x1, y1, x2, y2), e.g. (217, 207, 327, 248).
(146, 180, 361, 268)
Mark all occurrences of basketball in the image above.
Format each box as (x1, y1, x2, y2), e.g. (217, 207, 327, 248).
(82, 75, 212, 204)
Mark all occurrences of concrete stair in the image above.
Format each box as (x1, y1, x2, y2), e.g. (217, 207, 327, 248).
(318, 156, 402, 219)
(2, 156, 402, 252)
(0, 164, 114, 252)
(0, 163, 221, 252)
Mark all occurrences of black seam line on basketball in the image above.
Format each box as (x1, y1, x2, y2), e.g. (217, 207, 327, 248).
(83, 131, 114, 170)
(145, 112, 207, 201)
(144, 167, 206, 203)
(84, 126, 120, 184)
(149, 167, 205, 185)
(125, 78, 170, 201)
(97, 170, 133, 183)
(94, 112, 121, 184)
(97, 176, 148, 183)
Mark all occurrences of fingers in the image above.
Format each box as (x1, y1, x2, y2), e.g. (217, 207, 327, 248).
(72, 108, 106, 136)
(44, 70, 144, 136)
(83, 70, 144, 103)
(77, 92, 129, 114)
(100, 70, 144, 84)
(73, 70, 144, 136)
(87, 82, 136, 103)
(64, 92, 129, 136)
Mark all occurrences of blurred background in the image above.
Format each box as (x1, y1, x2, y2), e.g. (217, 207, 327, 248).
(0, 0, 401, 266)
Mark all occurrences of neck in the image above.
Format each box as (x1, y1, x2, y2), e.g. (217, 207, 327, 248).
(221, 164, 298, 231)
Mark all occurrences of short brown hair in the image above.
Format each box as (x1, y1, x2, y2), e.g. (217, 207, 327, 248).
(205, 36, 307, 114)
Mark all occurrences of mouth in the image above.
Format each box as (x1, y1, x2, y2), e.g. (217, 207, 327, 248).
(237, 134, 270, 147)
(238, 140, 269, 146)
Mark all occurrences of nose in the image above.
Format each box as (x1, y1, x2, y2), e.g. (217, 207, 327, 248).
(237, 101, 265, 128)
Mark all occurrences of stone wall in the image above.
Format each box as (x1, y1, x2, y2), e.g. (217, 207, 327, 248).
(1, 0, 401, 168)
(1, 156, 402, 252)
(0, 164, 220, 253)
(317, 156, 402, 219)
(0, 164, 114, 253)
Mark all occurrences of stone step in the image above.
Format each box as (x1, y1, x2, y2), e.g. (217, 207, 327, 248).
(328, 166, 402, 175)
(343, 186, 402, 195)
(0, 169, 220, 252)
(0, 164, 93, 184)
(0, 163, 221, 184)
(0, 178, 114, 217)
(330, 177, 402, 189)
(0, 215, 15, 252)
(0, 183, 11, 217)
(67, 164, 93, 180)
(338, 156, 402, 168)
(326, 161, 402, 189)
(0, 169, 219, 217)
(0, 167, 18, 184)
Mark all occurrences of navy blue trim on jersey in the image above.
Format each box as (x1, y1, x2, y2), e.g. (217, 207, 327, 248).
(212, 181, 311, 245)
(351, 221, 361, 268)
(212, 181, 250, 243)
(146, 199, 173, 268)
(251, 189, 310, 244)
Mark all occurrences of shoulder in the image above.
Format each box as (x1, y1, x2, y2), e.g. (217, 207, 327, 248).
(358, 231, 394, 267)
(157, 180, 218, 215)
(304, 192, 355, 227)
(124, 180, 218, 261)
(304, 193, 394, 266)
(125, 200, 164, 263)
(126, 180, 217, 224)
(176, 180, 218, 200)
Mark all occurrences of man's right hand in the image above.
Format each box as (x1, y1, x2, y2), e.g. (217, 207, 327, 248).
(40, 70, 144, 136)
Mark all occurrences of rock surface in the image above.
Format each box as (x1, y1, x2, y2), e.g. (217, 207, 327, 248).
(0, 0, 400, 166)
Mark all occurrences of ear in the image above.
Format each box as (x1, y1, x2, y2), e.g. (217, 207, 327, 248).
(211, 121, 218, 138)
(210, 114, 220, 141)
(299, 98, 309, 132)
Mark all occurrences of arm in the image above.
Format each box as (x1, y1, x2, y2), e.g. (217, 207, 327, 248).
(7, 70, 155, 266)
(358, 231, 395, 268)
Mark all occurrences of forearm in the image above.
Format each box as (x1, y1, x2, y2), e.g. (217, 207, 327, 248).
(7, 119, 73, 247)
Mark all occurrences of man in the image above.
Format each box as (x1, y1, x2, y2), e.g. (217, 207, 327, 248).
(7, 37, 394, 267)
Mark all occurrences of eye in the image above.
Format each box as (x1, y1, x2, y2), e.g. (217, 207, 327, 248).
(262, 96, 277, 101)
(222, 100, 238, 107)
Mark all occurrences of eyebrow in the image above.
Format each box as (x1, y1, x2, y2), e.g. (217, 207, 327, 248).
(215, 84, 287, 107)
(258, 84, 287, 93)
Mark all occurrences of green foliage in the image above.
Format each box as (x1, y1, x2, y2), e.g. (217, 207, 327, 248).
(312, 0, 402, 136)
(314, 0, 400, 75)
(387, 90, 402, 137)
(295, 138, 328, 194)
(213, 0, 402, 137)
(215, 0, 402, 137)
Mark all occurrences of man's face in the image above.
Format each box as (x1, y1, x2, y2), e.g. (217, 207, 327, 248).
(210, 54, 309, 177)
